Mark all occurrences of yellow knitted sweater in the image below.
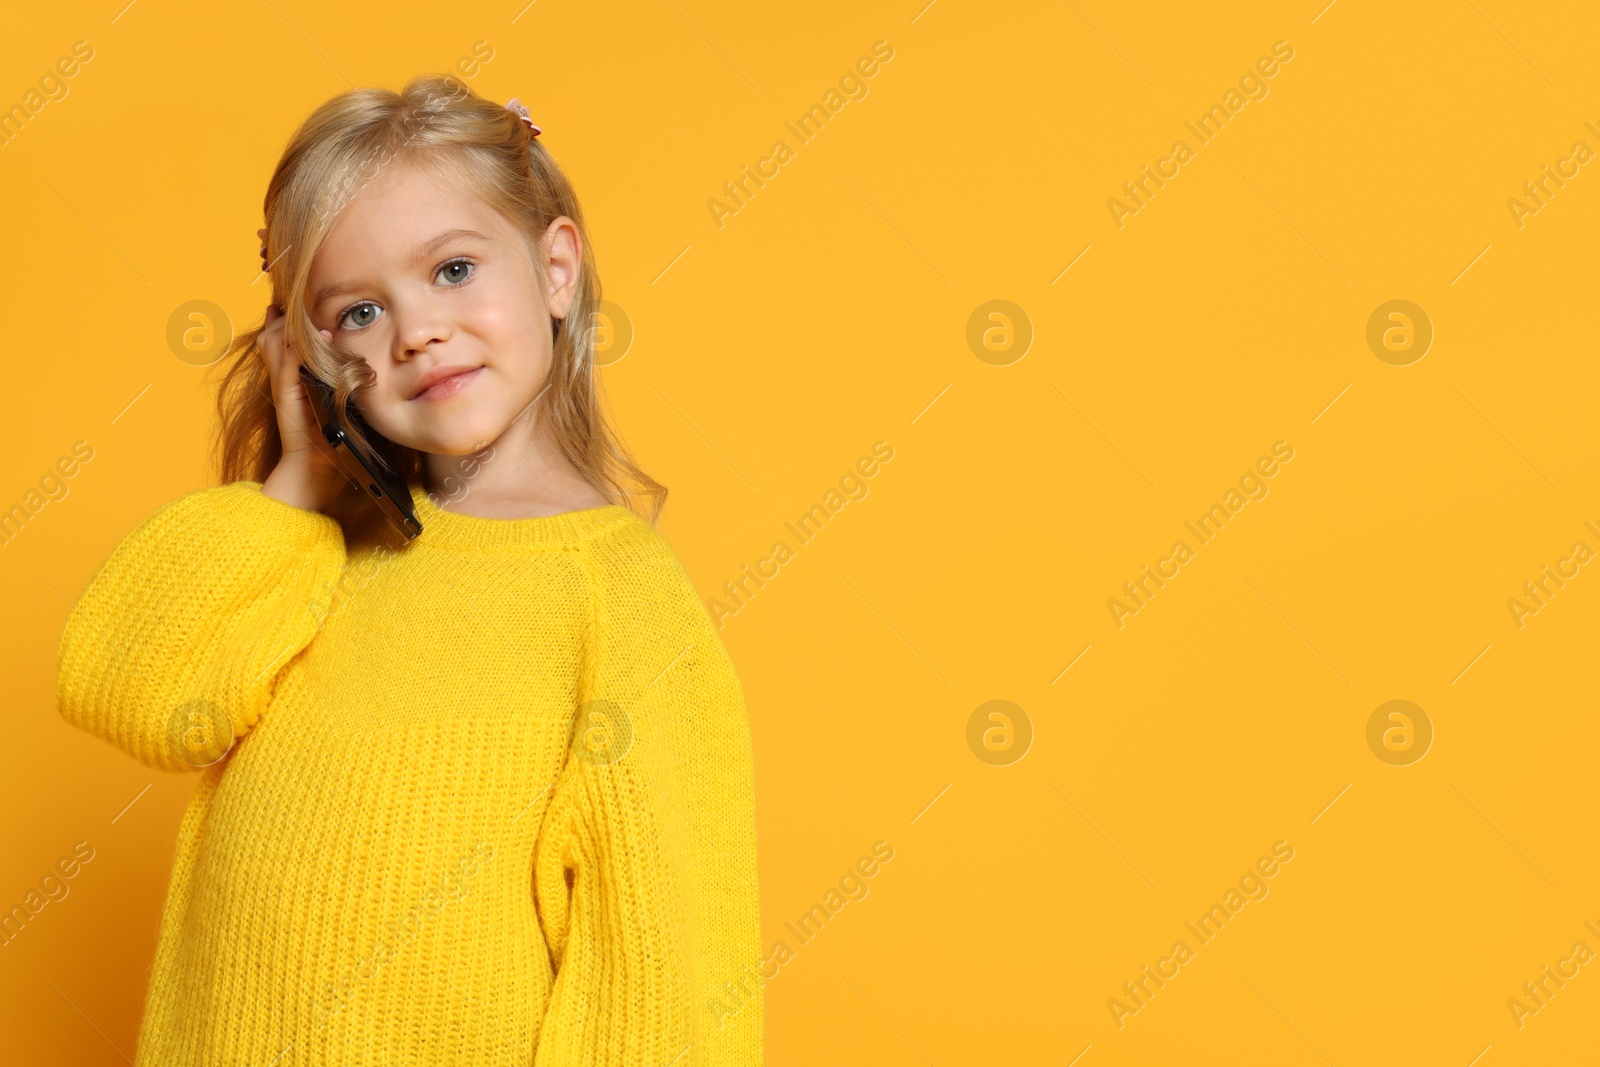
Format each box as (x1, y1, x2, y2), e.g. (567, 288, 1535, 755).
(55, 480, 763, 1066)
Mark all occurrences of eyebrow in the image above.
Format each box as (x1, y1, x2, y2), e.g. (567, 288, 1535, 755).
(311, 228, 492, 309)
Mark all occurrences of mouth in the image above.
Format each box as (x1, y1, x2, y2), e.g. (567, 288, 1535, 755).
(410, 366, 485, 402)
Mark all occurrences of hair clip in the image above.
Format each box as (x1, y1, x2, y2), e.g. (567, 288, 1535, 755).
(504, 98, 542, 138)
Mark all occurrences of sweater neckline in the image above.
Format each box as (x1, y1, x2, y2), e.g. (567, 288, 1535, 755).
(406, 481, 631, 550)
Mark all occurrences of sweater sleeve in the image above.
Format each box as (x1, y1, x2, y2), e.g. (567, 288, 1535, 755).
(532, 524, 763, 1066)
(55, 481, 347, 773)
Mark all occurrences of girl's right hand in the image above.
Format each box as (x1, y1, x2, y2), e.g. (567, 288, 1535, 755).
(258, 303, 348, 514)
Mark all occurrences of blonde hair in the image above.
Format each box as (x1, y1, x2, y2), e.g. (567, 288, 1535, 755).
(210, 73, 664, 539)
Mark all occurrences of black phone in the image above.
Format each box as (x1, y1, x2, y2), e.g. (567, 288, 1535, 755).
(298, 365, 423, 540)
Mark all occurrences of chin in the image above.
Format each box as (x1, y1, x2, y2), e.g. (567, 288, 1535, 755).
(405, 419, 508, 457)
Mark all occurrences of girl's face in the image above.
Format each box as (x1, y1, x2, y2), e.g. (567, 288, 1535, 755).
(303, 158, 580, 457)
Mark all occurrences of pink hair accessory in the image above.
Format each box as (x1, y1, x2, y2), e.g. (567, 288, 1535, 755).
(504, 98, 542, 138)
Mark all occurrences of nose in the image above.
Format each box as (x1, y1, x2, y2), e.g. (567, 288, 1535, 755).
(391, 300, 452, 362)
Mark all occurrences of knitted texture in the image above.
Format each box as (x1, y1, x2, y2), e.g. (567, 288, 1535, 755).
(55, 481, 763, 1066)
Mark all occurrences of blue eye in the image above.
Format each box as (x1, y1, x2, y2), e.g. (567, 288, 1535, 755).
(333, 258, 477, 332)
(438, 258, 474, 285)
(339, 303, 380, 331)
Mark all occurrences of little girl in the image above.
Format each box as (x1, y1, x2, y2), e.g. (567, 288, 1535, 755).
(55, 74, 762, 1066)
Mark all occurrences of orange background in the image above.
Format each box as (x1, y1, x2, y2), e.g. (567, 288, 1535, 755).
(4, 1, 1598, 1063)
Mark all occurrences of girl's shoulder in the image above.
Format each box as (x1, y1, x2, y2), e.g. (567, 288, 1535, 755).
(577, 509, 718, 629)
(578, 506, 688, 578)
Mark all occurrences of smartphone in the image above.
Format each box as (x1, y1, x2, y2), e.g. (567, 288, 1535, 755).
(298, 364, 423, 540)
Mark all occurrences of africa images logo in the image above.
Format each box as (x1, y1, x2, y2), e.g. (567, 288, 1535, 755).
(1106, 441, 1295, 629)
(1106, 40, 1296, 229)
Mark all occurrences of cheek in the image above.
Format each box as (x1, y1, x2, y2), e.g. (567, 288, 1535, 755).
(470, 276, 536, 337)
(474, 290, 551, 382)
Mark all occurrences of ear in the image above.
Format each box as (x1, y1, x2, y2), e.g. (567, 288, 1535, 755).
(541, 216, 582, 321)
